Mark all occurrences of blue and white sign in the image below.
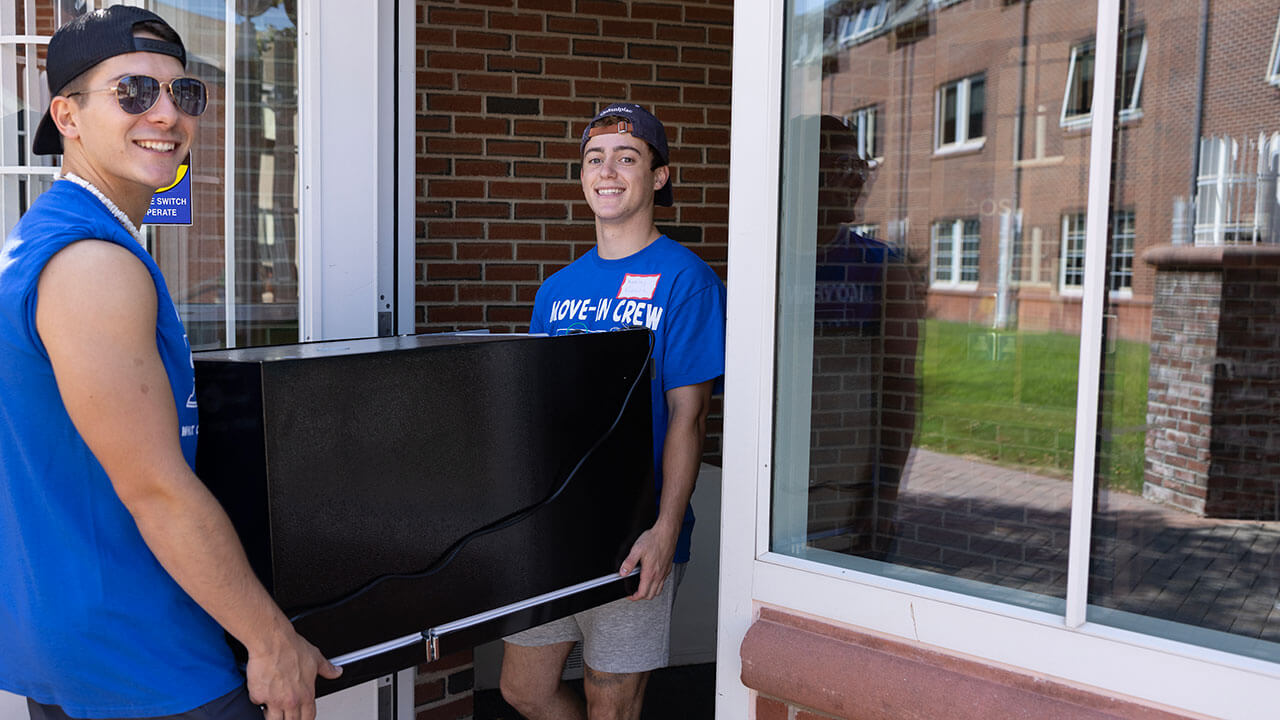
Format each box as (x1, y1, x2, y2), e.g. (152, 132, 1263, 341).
(145, 164, 193, 225)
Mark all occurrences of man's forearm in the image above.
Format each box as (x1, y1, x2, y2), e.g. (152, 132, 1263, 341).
(125, 466, 295, 654)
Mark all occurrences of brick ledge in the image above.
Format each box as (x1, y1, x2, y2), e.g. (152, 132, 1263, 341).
(739, 607, 1200, 720)
(1144, 243, 1280, 270)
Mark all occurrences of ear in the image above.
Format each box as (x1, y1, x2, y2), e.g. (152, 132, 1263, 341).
(49, 95, 83, 144)
(653, 165, 670, 191)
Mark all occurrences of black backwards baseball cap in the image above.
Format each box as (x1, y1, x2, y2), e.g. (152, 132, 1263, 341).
(33, 6, 187, 156)
(580, 103, 674, 207)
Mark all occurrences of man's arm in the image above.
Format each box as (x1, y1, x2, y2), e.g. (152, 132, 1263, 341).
(36, 240, 340, 720)
(619, 379, 714, 600)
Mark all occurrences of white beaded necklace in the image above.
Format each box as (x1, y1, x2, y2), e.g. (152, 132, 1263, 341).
(56, 172, 143, 243)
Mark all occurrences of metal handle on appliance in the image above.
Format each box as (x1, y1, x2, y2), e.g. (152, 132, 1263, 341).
(328, 569, 639, 667)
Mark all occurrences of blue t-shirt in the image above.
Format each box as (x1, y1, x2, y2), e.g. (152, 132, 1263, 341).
(530, 235, 726, 563)
(0, 181, 242, 717)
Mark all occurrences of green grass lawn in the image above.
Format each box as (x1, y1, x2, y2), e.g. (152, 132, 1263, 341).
(916, 320, 1149, 493)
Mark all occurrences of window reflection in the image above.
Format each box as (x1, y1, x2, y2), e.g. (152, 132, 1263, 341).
(1092, 0, 1280, 662)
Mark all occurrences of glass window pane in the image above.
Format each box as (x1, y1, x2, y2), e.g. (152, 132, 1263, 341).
(774, 0, 1104, 612)
(1066, 43, 1095, 118)
(967, 77, 984, 140)
(1089, 1, 1280, 664)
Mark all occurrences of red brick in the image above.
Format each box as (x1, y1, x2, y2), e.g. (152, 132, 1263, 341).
(627, 44, 678, 62)
(428, 93, 483, 113)
(600, 62, 654, 81)
(515, 203, 569, 219)
(426, 263, 483, 280)
(630, 84, 680, 103)
(657, 23, 705, 43)
(516, 34, 570, 54)
(455, 159, 510, 176)
(683, 85, 730, 104)
(486, 264, 540, 282)
(458, 242, 514, 260)
(546, 15, 598, 34)
(456, 117, 510, 135)
(514, 162, 566, 179)
(487, 140, 541, 156)
(602, 19, 656, 39)
(416, 242, 453, 259)
(456, 202, 511, 219)
(577, 0, 627, 16)
(458, 73, 514, 92)
(574, 39, 626, 58)
(427, 306, 484, 324)
(428, 51, 485, 71)
(757, 696, 789, 720)
(489, 12, 543, 32)
(427, 8, 484, 26)
(489, 223, 544, 241)
(419, 71, 454, 89)
(518, 77, 573, 96)
(455, 31, 511, 50)
(681, 47, 730, 66)
(545, 58, 599, 77)
(684, 4, 731, 25)
(514, 119, 567, 136)
(460, 284, 514, 302)
(427, 221, 485, 239)
(575, 79, 628, 97)
(488, 305, 535, 322)
(657, 64, 706, 83)
(517, 242, 572, 261)
(417, 157, 451, 174)
(489, 181, 545, 200)
(515, 0, 571, 10)
(413, 678, 444, 705)
(426, 137, 484, 155)
(633, 3, 682, 21)
(428, 180, 486, 198)
(487, 54, 542, 73)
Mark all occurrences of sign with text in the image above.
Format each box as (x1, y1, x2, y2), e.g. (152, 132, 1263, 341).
(145, 164, 192, 225)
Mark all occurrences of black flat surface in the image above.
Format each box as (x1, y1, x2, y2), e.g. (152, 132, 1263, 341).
(193, 330, 656, 693)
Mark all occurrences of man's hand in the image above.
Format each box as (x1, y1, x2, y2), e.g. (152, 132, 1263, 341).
(619, 522, 679, 601)
(246, 624, 343, 720)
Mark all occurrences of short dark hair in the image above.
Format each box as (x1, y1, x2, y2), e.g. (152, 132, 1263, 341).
(588, 116, 666, 171)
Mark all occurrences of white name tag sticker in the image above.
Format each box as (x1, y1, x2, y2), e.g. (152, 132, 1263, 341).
(617, 274, 661, 300)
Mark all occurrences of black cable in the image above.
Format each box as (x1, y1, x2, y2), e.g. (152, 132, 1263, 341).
(288, 329, 655, 624)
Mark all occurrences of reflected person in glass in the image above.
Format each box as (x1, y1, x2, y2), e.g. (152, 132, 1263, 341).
(808, 114, 925, 558)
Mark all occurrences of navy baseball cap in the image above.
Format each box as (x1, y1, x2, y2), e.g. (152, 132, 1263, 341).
(33, 6, 187, 156)
(581, 103, 673, 207)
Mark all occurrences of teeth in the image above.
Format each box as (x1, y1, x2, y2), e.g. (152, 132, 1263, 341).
(137, 140, 176, 152)
(598, 189, 623, 195)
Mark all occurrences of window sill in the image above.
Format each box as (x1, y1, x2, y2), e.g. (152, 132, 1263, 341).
(929, 282, 980, 293)
(1061, 109, 1143, 132)
(933, 138, 985, 157)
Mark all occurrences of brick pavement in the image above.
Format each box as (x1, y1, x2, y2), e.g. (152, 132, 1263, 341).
(880, 448, 1280, 641)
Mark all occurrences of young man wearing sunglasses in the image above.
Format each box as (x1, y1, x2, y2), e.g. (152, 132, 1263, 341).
(500, 104, 726, 720)
(0, 7, 339, 719)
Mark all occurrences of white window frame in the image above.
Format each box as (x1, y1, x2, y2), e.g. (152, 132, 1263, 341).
(930, 217, 980, 288)
(846, 104, 883, 164)
(934, 73, 986, 154)
(1060, 212, 1133, 297)
(1269, 13, 1280, 86)
(1061, 31, 1147, 129)
(717, 2, 1280, 719)
(836, 0, 889, 46)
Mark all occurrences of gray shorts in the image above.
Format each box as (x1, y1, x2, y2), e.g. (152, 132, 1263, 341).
(506, 563, 687, 674)
(27, 686, 259, 720)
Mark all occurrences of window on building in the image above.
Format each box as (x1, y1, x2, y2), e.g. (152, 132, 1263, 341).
(837, 1, 890, 46)
(931, 218, 980, 285)
(846, 105, 883, 162)
(1062, 30, 1147, 127)
(1060, 212, 1134, 294)
(936, 74, 985, 152)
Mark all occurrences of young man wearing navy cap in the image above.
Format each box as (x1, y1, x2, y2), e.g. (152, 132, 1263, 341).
(0, 7, 338, 719)
(500, 104, 727, 719)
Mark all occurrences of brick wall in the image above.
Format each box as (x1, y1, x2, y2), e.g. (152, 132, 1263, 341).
(1143, 246, 1280, 520)
(414, 651, 476, 720)
(414, 0, 733, 460)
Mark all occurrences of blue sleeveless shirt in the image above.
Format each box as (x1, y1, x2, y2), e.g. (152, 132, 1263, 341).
(0, 181, 241, 717)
